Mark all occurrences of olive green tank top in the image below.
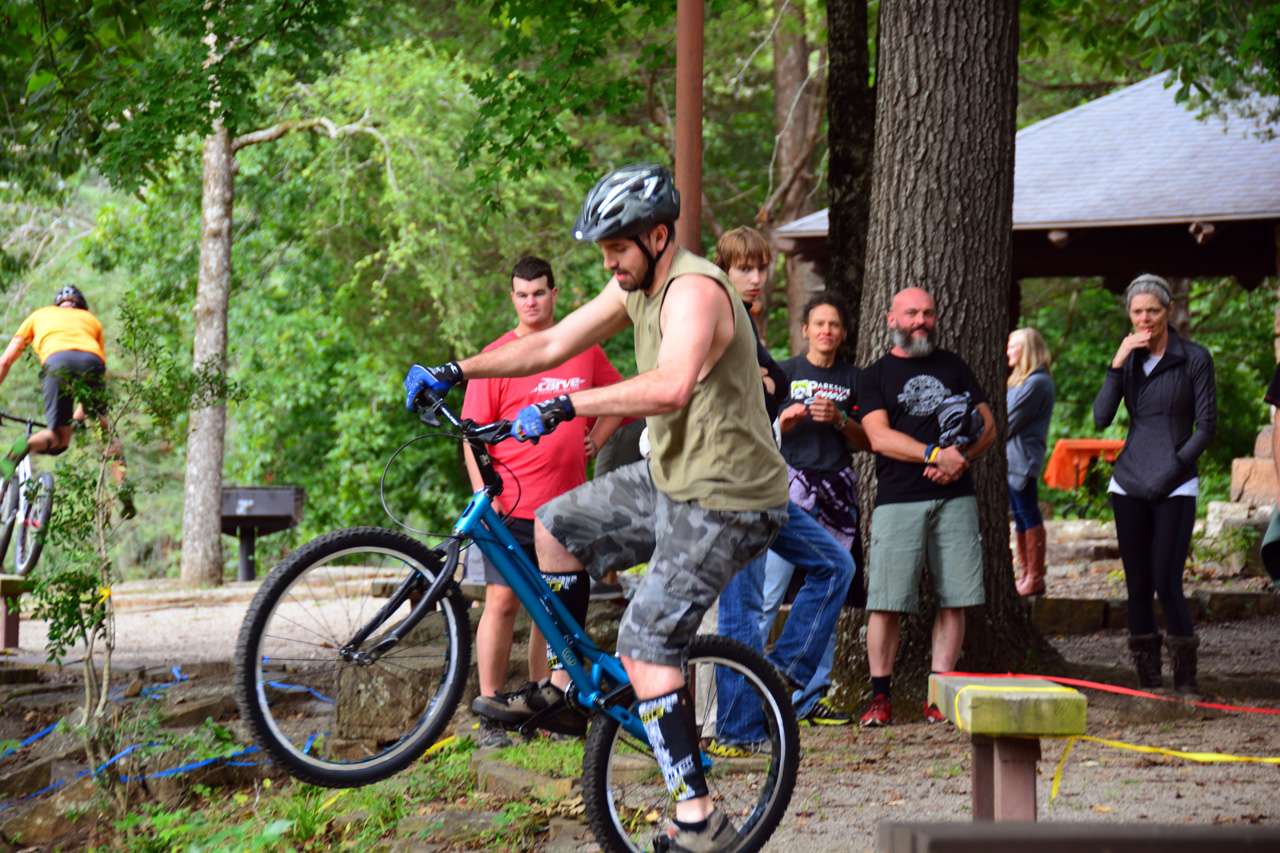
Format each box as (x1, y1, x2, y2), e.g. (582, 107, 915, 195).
(625, 248, 788, 510)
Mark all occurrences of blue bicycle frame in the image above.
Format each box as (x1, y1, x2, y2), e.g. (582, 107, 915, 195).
(455, 478, 650, 744)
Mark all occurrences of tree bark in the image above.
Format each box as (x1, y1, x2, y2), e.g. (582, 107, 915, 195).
(771, 0, 824, 354)
(831, 0, 1055, 712)
(825, 0, 875, 357)
(180, 124, 234, 586)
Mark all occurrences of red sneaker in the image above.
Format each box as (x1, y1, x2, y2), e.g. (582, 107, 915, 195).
(859, 694, 892, 727)
(923, 702, 946, 724)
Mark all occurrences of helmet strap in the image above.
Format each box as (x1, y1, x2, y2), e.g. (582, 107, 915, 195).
(631, 225, 673, 293)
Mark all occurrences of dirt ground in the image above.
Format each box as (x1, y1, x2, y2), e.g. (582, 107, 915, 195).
(3, 578, 1280, 851)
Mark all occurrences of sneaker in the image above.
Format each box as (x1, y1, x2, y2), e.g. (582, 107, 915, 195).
(476, 716, 512, 748)
(661, 808, 738, 853)
(471, 679, 587, 736)
(705, 737, 771, 758)
(922, 702, 946, 724)
(802, 696, 854, 727)
(859, 694, 892, 727)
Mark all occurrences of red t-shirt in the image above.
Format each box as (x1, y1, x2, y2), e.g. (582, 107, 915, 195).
(461, 331, 624, 519)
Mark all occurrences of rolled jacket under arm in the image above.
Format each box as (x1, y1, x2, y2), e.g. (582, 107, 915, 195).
(1092, 329, 1217, 502)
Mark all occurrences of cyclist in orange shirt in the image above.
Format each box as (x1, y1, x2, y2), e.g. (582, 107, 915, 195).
(0, 286, 132, 516)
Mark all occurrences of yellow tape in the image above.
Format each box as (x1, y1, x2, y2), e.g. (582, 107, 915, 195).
(1047, 734, 1280, 800)
(423, 735, 455, 756)
(319, 789, 349, 811)
(951, 684, 1077, 731)
(1050, 736, 1076, 799)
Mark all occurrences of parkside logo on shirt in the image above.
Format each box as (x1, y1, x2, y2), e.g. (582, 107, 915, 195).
(789, 379, 850, 404)
(532, 376, 586, 396)
(898, 375, 951, 416)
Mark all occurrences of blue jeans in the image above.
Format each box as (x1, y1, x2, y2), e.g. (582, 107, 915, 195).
(759, 552, 839, 718)
(1008, 479, 1042, 532)
(716, 501, 853, 742)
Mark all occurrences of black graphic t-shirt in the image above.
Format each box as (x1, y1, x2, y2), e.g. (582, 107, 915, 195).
(856, 348, 988, 506)
(778, 356, 860, 473)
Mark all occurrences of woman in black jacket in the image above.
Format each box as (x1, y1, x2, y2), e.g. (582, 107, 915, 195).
(1094, 274, 1216, 693)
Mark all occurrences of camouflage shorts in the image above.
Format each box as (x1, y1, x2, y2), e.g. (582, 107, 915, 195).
(536, 461, 787, 667)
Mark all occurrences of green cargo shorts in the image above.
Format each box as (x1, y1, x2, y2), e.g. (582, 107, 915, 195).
(866, 496, 985, 613)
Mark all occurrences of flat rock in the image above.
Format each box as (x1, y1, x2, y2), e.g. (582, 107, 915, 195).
(475, 757, 576, 799)
(0, 776, 95, 847)
(400, 809, 503, 843)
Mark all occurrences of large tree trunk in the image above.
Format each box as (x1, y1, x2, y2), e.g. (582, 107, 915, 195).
(180, 125, 233, 586)
(831, 0, 1055, 712)
(824, 0, 875, 355)
(771, 0, 824, 354)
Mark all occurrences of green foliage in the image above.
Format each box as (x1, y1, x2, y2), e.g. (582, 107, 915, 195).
(492, 736, 584, 778)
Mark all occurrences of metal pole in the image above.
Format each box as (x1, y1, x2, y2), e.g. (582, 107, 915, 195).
(238, 528, 256, 582)
(674, 0, 704, 254)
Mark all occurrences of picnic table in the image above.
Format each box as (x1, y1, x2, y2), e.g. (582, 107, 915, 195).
(1042, 439, 1125, 491)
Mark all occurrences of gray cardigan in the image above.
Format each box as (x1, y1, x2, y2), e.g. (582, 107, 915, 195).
(1092, 329, 1216, 501)
(1006, 366, 1054, 490)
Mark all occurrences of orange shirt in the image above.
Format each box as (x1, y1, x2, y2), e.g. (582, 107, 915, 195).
(15, 305, 106, 364)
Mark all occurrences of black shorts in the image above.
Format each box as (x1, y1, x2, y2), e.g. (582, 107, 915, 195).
(41, 350, 107, 429)
(465, 516, 539, 586)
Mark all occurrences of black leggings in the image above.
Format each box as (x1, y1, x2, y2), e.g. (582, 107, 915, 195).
(1111, 493, 1196, 637)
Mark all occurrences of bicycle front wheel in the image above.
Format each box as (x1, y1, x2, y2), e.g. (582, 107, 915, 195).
(234, 526, 470, 788)
(0, 475, 18, 566)
(581, 634, 800, 853)
(14, 472, 53, 577)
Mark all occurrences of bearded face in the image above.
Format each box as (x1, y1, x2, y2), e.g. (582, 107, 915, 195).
(893, 324, 936, 358)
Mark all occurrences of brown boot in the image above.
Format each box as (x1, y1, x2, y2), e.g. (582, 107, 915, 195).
(1016, 526, 1047, 596)
(1013, 529, 1029, 587)
(1127, 634, 1163, 689)
(1165, 635, 1199, 693)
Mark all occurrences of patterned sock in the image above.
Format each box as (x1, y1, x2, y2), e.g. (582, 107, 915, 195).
(638, 686, 708, 802)
(541, 571, 589, 670)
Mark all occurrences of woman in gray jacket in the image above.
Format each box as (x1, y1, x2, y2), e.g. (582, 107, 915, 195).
(1007, 328, 1055, 596)
(1094, 274, 1216, 693)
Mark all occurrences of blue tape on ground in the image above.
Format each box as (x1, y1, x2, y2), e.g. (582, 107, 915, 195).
(267, 680, 334, 704)
(0, 722, 58, 759)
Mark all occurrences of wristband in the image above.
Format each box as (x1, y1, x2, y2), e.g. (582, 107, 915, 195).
(837, 410, 848, 430)
(924, 444, 940, 465)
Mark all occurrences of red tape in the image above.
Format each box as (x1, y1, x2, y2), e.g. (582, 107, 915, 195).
(938, 671, 1280, 715)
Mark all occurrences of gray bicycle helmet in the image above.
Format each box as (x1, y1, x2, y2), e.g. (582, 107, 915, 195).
(54, 285, 88, 310)
(573, 163, 680, 243)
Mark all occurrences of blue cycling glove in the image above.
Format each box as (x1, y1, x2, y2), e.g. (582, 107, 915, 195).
(513, 395, 576, 441)
(404, 362, 463, 410)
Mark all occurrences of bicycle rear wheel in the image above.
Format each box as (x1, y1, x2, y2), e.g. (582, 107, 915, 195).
(234, 526, 470, 788)
(14, 472, 53, 577)
(580, 634, 800, 853)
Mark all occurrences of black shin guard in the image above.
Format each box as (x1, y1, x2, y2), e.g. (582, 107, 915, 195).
(541, 571, 589, 670)
(638, 686, 708, 802)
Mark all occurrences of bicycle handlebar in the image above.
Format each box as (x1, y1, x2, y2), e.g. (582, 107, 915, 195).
(411, 388, 515, 446)
(0, 411, 46, 430)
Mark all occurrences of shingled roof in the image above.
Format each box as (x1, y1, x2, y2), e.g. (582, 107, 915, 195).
(775, 74, 1280, 287)
(1014, 74, 1280, 229)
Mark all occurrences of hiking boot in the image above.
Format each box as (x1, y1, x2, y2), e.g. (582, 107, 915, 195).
(706, 737, 771, 758)
(1127, 633, 1163, 689)
(859, 694, 892, 727)
(476, 716, 512, 748)
(922, 702, 946, 724)
(471, 679, 587, 736)
(802, 696, 854, 726)
(1165, 634, 1200, 694)
(659, 808, 739, 853)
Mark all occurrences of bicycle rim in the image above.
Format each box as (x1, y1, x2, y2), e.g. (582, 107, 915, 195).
(581, 634, 800, 853)
(14, 473, 52, 577)
(0, 476, 17, 567)
(234, 526, 470, 788)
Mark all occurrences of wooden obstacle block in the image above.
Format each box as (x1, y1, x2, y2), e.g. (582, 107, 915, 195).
(928, 675, 1087, 822)
(0, 574, 36, 649)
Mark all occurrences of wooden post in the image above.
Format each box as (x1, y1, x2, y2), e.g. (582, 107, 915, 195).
(674, 0, 703, 254)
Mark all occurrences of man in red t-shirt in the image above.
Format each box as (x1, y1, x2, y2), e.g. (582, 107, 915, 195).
(462, 257, 624, 746)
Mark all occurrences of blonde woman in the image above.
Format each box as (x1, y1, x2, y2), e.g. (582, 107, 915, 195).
(1007, 328, 1054, 595)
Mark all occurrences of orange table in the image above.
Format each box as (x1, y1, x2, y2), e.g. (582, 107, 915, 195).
(1042, 439, 1126, 491)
